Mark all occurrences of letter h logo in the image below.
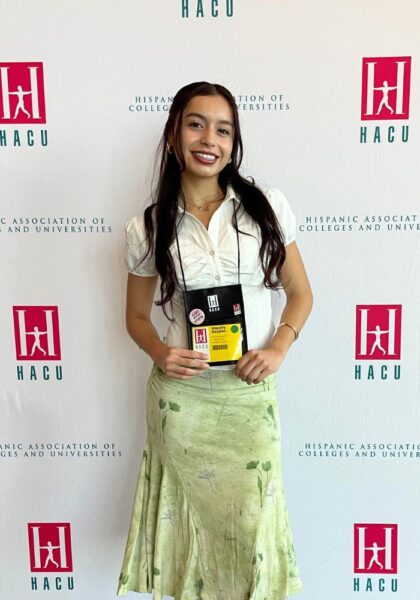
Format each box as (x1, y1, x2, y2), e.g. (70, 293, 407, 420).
(355, 304, 402, 360)
(194, 328, 208, 344)
(354, 523, 398, 574)
(0, 62, 46, 124)
(13, 306, 61, 361)
(28, 523, 73, 572)
(361, 56, 411, 120)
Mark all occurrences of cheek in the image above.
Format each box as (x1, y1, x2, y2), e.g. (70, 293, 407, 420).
(182, 131, 199, 154)
(222, 141, 233, 158)
(180, 125, 194, 144)
(180, 130, 189, 148)
(225, 137, 234, 152)
(179, 135, 192, 160)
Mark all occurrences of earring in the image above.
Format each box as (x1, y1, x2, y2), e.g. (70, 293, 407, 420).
(228, 157, 232, 163)
(166, 143, 173, 154)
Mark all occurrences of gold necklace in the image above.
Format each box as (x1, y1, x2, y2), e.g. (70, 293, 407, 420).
(185, 190, 225, 212)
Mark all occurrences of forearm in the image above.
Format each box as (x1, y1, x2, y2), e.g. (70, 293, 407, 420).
(127, 315, 166, 363)
(267, 289, 313, 356)
(125, 275, 209, 379)
(127, 313, 210, 378)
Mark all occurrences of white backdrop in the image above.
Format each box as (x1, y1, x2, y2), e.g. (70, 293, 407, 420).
(1, 1, 419, 599)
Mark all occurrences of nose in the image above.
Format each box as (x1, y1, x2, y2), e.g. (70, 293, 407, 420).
(200, 126, 216, 146)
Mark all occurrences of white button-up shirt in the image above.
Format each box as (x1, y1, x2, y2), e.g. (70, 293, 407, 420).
(126, 186, 296, 367)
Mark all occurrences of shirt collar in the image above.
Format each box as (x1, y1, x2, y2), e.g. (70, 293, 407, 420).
(223, 184, 240, 205)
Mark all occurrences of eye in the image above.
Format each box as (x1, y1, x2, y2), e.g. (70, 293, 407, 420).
(218, 128, 231, 135)
(188, 121, 203, 128)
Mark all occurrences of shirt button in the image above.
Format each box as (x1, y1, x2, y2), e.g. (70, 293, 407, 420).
(209, 250, 214, 256)
(215, 275, 220, 281)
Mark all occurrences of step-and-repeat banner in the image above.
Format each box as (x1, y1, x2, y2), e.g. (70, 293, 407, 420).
(1, 2, 419, 599)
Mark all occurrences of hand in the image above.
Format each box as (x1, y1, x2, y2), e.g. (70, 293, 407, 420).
(154, 346, 209, 380)
(235, 348, 286, 384)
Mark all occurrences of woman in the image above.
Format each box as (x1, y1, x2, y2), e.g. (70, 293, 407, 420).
(117, 82, 312, 600)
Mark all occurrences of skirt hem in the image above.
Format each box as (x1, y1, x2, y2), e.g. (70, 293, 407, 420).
(117, 581, 303, 599)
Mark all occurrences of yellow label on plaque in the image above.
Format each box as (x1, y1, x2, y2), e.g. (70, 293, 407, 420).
(192, 323, 243, 362)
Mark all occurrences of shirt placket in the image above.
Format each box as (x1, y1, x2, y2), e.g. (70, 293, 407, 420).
(207, 206, 223, 285)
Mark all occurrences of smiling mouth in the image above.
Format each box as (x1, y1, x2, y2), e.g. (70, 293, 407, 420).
(191, 151, 218, 163)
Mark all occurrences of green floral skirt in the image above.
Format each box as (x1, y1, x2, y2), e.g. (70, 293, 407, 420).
(117, 366, 302, 600)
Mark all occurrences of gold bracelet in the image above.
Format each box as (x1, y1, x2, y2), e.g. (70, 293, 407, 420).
(278, 322, 299, 341)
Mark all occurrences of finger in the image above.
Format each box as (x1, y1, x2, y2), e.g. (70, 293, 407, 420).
(240, 359, 263, 381)
(235, 353, 253, 377)
(252, 368, 271, 384)
(169, 365, 206, 377)
(237, 363, 257, 380)
(178, 349, 209, 360)
(247, 363, 267, 381)
(169, 349, 209, 370)
(242, 361, 269, 383)
(172, 357, 209, 370)
(168, 364, 208, 375)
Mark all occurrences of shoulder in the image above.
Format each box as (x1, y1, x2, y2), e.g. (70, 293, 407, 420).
(124, 212, 157, 276)
(262, 186, 293, 212)
(125, 215, 143, 240)
(125, 206, 156, 244)
(235, 183, 293, 213)
(261, 186, 296, 245)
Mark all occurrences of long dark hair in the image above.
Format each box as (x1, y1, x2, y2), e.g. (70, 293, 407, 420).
(142, 81, 286, 315)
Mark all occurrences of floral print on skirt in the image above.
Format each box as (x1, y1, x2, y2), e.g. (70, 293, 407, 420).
(117, 365, 302, 600)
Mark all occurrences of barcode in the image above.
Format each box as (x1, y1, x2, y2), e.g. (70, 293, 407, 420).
(212, 344, 228, 350)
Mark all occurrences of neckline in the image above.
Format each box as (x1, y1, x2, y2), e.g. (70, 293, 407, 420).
(177, 184, 239, 214)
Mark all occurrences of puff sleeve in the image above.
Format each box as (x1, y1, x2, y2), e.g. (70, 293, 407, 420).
(265, 188, 297, 246)
(125, 215, 158, 277)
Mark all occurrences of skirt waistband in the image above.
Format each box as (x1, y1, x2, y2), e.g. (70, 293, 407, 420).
(151, 364, 276, 393)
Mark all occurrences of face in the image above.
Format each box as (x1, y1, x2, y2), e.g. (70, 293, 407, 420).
(177, 94, 234, 183)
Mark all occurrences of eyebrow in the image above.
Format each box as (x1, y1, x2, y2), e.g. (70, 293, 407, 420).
(185, 112, 234, 127)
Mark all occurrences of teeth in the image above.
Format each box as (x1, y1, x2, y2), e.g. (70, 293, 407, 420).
(194, 152, 217, 160)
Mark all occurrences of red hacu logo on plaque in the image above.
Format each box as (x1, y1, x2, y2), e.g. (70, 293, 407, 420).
(0, 62, 46, 124)
(355, 305, 402, 360)
(354, 523, 398, 574)
(28, 523, 73, 572)
(361, 56, 411, 121)
(194, 328, 208, 344)
(13, 306, 61, 361)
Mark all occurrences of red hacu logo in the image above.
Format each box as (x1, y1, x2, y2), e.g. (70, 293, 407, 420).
(28, 523, 73, 572)
(13, 306, 61, 361)
(0, 62, 46, 124)
(194, 328, 208, 344)
(355, 305, 402, 360)
(361, 56, 411, 121)
(354, 523, 398, 574)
